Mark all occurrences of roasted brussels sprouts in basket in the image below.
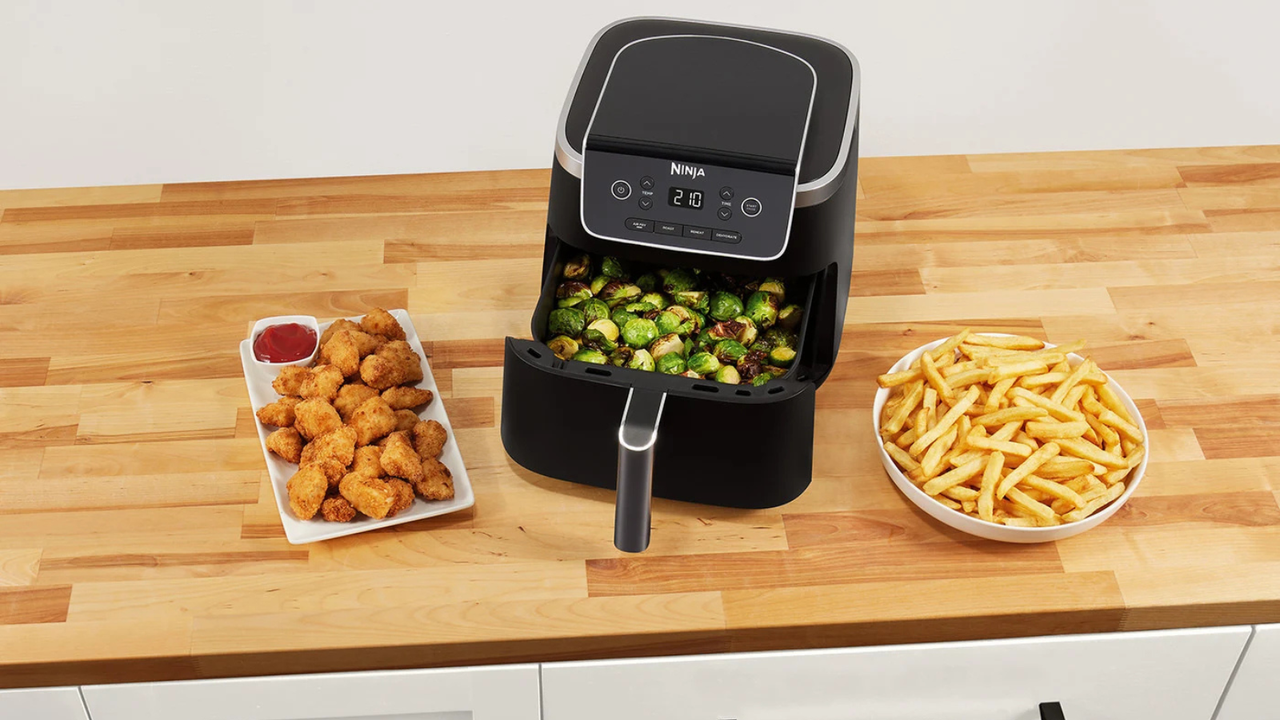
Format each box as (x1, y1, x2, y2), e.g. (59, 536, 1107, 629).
(545, 253, 800, 385)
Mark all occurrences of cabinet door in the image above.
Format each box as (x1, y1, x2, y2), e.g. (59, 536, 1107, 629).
(1216, 624, 1280, 720)
(543, 626, 1250, 720)
(0, 687, 89, 720)
(81, 664, 539, 720)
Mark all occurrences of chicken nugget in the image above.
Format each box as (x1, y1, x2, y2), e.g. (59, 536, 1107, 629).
(349, 330, 386, 358)
(320, 496, 357, 522)
(307, 458, 347, 489)
(320, 330, 360, 377)
(382, 386, 435, 410)
(333, 383, 380, 423)
(359, 307, 407, 340)
(319, 318, 361, 348)
(380, 431, 424, 482)
(294, 398, 343, 440)
(271, 366, 311, 396)
(256, 396, 302, 427)
(359, 342, 424, 390)
(415, 458, 455, 501)
(392, 409, 419, 433)
(300, 364, 344, 400)
(412, 419, 448, 460)
(385, 478, 415, 517)
(338, 472, 397, 519)
(286, 466, 328, 520)
(298, 426, 356, 467)
(349, 396, 397, 447)
(351, 445, 384, 477)
(266, 426, 304, 464)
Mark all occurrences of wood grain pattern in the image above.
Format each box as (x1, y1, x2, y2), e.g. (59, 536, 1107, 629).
(1, 145, 1278, 688)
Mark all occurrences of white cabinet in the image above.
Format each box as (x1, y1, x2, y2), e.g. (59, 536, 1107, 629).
(542, 626, 1251, 720)
(80, 664, 540, 720)
(0, 686, 89, 720)
(1216, 623, 1280, 720)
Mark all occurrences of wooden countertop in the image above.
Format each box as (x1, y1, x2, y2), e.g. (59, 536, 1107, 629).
(2, 146, 1279, 688)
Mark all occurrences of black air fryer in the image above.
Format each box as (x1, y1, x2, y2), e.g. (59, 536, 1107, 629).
(501, 17, 860, 552)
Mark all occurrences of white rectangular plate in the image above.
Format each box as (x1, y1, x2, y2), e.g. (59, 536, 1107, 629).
(239, 309, 474, 544)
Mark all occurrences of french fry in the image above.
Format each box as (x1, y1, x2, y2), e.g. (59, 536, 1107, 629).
(1009, 387, 1086, 423)
(1002, 517, 1040, 527)
(1096, 382, 1135, 424)
(1056, 437, 1128, 469)
(966, 429, 1034, 458)
(1063, 482, 1126, 522)
(1023, 475, 1086, 509)
(991, 421, 1022, 442)
(895, 424, 919, 448)
(996, 442, 1060, 499)
(909, 386, 980, 457)
(973, 406, 1049, 427)
(877, 367, 923, 388)
(945, 368, 991, 390)
(922, 387, 939, 432)
(921, 352, 955, 402)
(1026, 420, 1089, 440)
(961, 499, 978, 514)
(935, 495, 963, 510)
(928, 328, 972, 362)
(884, 442, 920, 472)
(922, 456, 987, 496)
(1006, 487, 1057, 523)
(984, 377, 1016, 412)
(884, 381, 924, 435)
(1097, 407, 1144, 443)
(955, 415, 972, 451)
(1083, 411, 1121, 447)
(987, 359, 1049, 383)
(1020, 371, 1069, 388)
(1035, 456, 1095, 478)
(950, 449, 986, 468)
(941, 359, 982, 378)
(943, 485, 980, 502)
(920, 427, 959, 479)
(1050, 358, 1094, 405)
(964, 334, 1045, 350)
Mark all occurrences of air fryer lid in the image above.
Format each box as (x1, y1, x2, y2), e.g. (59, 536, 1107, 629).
(586, 36, 814, 174)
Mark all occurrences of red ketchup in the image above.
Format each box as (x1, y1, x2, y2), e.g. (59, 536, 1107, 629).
(254, 323, 317, 363)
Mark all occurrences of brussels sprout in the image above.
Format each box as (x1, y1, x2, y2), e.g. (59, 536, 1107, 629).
(590, 275, 610, 295)
(556, 281, 593, 308)
(679, 370, 703, 378)
(713, 339, 748, 364)
(586, 318, 619, 342)
(627, 348, 656, 372)
(714, 365, 741, 385)
(571, 348, 609, 364)
(563, 254, 591, 281)
(654, 310, 682, 336)
(623, 301, 658, 314)
(665, 305, 701, 335)
(547, 307, 585, 337)
(611, 307, 638, 329)
(621, 318, 659, 349)
(777, 304, 803, 332)
(752, 372, 774, 387)
(640, 292, 667, 309)
(708, 292, 744, 322)
(745, 291, 779, 328)
(656, 352, 686, 375)
(546, 335, 579, 360)
(749, 339, 773, 354)
(691, 310, 707, 331)
(757, 278, 786, 303)
(600, 256, 627, 279)
(603, 283, 643, 308)
(737, 349, 768, 381)
(662, 268, 698, 294)
(768, 345, 797, 368)
(672, 290, 709, 312)
(580, 298, 610, 325)
(732, 315, 758, 346)
(762, 364, 790, 377)
(610, 346, 634, 367)
(649, 333, 685, 360)
(683, 337, 695, 357)
(762, 328, 798, 349)
(706, 320, 744, 343)
(635, 273, 659, 293)
(686, 351, 721, 376)
(582, 329, 616, 353)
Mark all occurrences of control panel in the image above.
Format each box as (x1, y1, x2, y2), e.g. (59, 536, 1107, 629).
(580, 149, 796, 260)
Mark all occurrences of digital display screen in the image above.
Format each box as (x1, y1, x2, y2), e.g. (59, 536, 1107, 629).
(668, 187, 704, 210)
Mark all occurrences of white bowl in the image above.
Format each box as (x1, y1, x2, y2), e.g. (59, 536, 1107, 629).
(247, 315, 321, 368)
(872, 335, 1148, 543)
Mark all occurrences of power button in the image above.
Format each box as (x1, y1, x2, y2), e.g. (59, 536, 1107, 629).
(611, 180, 632, 200)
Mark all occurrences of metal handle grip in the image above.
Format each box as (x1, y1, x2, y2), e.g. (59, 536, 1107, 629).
(1040, 702, 1065, 720)
(615, 388, 666, 553)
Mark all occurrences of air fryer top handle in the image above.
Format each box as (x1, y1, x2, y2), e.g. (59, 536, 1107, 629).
(615, 388, 667, 553)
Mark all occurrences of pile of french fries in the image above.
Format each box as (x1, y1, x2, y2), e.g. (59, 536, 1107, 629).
(877, 330, 1146, 528)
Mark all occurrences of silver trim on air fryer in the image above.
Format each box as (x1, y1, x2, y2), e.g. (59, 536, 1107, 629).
(617, 387, 668, 452)
(554, 16, 861, 209)
(579, 34, 816, 262)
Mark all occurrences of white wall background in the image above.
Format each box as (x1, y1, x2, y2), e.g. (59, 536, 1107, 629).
(1, 0, 1277, 190)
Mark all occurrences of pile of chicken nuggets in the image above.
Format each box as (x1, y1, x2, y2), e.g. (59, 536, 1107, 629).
(255, 308, 454, 522)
